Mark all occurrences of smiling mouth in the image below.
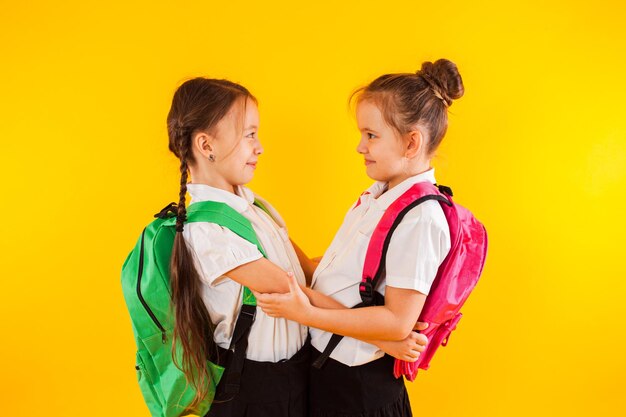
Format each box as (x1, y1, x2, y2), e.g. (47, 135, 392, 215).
(365, 160, 375, 165)
(247, 162, 257, 168)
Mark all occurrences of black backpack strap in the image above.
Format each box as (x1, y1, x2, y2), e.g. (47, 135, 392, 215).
(366, 194, 451, 293)
(216, 303, 257, 397)
(154, 202, 177, 219)
(312, 292, 384, 369)
(312, 333, 345, 369)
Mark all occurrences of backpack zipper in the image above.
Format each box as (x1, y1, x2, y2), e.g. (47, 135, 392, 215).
(136, 229, 168, 344)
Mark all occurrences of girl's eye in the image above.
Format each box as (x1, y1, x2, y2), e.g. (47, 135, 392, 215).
(246, 132, 256, 138)
(367, 132, 376, 139)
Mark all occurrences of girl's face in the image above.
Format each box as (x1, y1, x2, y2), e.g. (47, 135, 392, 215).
(355, 99, 408, 187)
(210, 97, 263, 189)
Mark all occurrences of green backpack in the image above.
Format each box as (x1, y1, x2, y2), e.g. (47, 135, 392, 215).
(121, 201, 266, 417)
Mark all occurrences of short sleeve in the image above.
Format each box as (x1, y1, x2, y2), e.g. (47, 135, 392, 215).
(384, 203, 451, 295)
(183, 222, 264, 287)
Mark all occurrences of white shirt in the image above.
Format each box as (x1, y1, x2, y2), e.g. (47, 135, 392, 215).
(183, 184, 308, 362)
(310, 169, 451, 366)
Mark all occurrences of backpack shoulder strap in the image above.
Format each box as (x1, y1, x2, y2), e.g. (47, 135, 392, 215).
(252, 197, 271, 217)
(312, 182, 453, 370)
(252, 195, 287, 228)
(187, 201, 267, 257)
(162, 200, 265, 307)
(360, 182, 452, 303)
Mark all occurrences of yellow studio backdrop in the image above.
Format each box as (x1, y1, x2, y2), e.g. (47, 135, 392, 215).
(1, 0, 624, 416)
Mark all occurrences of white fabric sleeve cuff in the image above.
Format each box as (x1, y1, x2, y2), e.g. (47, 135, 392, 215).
(185, 223, 265, 287)
(385, 274, 434, 295)
(208, 252, 264, 287)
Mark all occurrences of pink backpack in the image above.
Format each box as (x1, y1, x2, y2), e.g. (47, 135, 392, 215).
(312, 183, 488, 382)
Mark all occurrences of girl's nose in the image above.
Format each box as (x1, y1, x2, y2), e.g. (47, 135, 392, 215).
(255, 138, 264, 155)
(356, 137, 367, 154)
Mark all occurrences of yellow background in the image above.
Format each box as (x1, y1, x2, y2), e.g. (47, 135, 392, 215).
(1, 1, 625, 416)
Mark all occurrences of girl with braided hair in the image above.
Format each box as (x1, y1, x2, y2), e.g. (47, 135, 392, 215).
(166, 78, 309, 416)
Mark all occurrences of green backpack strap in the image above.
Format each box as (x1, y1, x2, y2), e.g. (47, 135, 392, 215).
(163, 200, 265, 306)
(253, 198, 271, 217)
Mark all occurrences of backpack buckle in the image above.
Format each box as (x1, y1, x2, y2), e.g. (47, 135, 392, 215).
(436, 184, 454, 197)
(359, 278, 374, 305)
(154, 202, 177, 219)
(240, 304, 257, 320)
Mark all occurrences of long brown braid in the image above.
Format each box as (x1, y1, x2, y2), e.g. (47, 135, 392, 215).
(166, 77, 255, 410)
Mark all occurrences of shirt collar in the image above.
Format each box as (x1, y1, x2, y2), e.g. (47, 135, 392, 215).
(366, 168, 437, 210)
(186, 183, 254, 213)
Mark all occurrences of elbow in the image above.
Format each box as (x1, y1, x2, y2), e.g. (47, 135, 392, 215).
(391, 319, 416, 341)
(273, 281, 291, 294)
(271, 273, 292, 294)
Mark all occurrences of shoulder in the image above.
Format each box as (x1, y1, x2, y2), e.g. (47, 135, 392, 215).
(182, 222, 263, 286)
(183, 222, 258, 251)
(384, 198, 452, 293)
(401, 198, 448, 233)
(386, 198, 451, 255)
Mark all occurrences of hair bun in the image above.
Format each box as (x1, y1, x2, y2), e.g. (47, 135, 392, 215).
(417, 59, 464, 106)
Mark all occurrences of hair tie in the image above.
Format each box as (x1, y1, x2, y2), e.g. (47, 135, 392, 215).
(417, 72, 450, 107)
(175, 213, 187, 233)
(431, 88, 447, 104)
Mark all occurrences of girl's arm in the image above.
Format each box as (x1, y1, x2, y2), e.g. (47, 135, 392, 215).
(192, 222, 294, 294)
(257, 273, 426, 341)
(289, 238, 319, 286)
(223, 241, 318, 295)
(225, 258, 292, 294)
(230, 261, 419, 354)
(301, 286, 428, 361)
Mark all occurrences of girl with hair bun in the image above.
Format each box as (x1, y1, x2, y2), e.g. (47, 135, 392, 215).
(256, 59, 465, 417)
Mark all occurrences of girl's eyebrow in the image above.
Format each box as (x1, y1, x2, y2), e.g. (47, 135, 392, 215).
(360, 127, 379, 133)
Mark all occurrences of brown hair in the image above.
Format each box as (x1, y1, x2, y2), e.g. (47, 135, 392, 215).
(352, 59, 464, 156)
(166, 77, 255, 410)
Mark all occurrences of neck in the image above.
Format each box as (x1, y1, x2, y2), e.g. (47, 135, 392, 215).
(189, 169, 236, 194)
(386, 163, 432, 191)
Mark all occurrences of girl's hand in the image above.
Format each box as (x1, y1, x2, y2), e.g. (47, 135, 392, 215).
(374, 331, 427, 362)
(255, 272, 313, 323)
(414, 321, 429, 332)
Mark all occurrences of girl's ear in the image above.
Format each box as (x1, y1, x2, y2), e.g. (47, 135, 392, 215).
(193, 131, 215, 160)
(405, 128, 425, 159)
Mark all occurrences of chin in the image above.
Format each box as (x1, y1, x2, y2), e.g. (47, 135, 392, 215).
(239, 174, 255, 185)
(365, 167, 384, 182)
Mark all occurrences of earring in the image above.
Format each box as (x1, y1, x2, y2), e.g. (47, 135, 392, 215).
(208, 154, 216, 162)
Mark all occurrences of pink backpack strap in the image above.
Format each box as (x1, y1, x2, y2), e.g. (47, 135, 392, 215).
(311, 182, 452, 370)
(359, 182, 452, 304)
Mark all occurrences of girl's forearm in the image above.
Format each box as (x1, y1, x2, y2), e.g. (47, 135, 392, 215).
(301, 286, 391, 347)
(301, 303, 409, 341)
(302, 286, 344, 309)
